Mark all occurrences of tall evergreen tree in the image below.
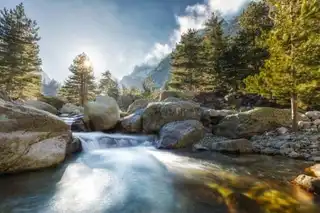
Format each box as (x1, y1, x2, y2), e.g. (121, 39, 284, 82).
(223, 0, 273, 91)
(59, 53, 96, 106)
(245, 0, 320, 131)
(201, 13, 228, 92)
(98, 70, 119, 100)
(0, 3, 42, 99)
(169, 29, 203, 91)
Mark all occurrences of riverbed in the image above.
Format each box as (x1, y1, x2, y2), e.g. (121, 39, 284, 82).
(0, 133, 319, 213)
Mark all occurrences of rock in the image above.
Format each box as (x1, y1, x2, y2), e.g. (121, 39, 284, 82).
(313, 119, 320, 126)
(226, 192, 263, 213)
(288, 151, 300, 159)
(25, 100, 58, 115)
(292, 174, 320, 194)
(298, 121, 312, 129)
(159, 90, 194, 101)
(157, 120, 205, 149)
(142, 101, 202, 133)
(66, 137, 82, 154)
(211, 139, 253, 153)
(193, 143, 210, 151)
(306, 111, 320, 120)
(127, 99, 149, 114)
(117, 94, 136, 111)
(120, 109, 144, 133)
(60, 103, 84, 115)
(276, 127, 289, 135)
(162, 97, 182, 102)
(84, 96, 120, 131)
(0, 90, 11, 102)
(214, 107, 305, 139)
(0, 100, 71, 174)
(305, 164, 320, 177)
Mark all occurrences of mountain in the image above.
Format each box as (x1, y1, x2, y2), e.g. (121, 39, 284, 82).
(41, 71, 60, 96)
(120, 18, 239, 90)
(148, 55, 171, 88)
(120, 63, 156, 89)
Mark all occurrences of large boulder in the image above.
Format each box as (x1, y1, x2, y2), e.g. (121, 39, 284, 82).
(157, 120, 205, 149)
(127, 99, 149, 114)
(120, 109, 144, 133)
(142, 101, 202, 133)
(84, 96, 120, 131)
(117, 94, 136, 111)
(0, 100, 71, 174)
(211, 139, 253, 153)
(25, 100, 58, 115)
(60, 103, 84, 115)
(214, 107, 306, 139)
(159, 90, 194, 101)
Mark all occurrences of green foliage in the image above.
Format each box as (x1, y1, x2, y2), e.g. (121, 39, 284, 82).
(169, 29, 204, 91)
(98, 70, 120, 100)
(0, 3, 42, 99)
(58, 53, 97, 106)
(244, 0, 320, 108)
(222, 0, 272, 91)
(201, 13, 229, 92)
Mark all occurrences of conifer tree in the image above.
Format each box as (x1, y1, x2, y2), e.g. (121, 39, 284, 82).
(245, 0, 320, 131)
(223, 0, 272, 91)
(0, 3, 42, 99)
(98, 70, 119, 100)
(169, 29, 203, 91)
(59, 53, 96, 106)
(201, 13, 228, 92)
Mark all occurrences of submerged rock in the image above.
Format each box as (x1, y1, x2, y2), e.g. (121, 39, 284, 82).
(142, 101, 202, 133)
(0, 100, 71, 174)
(84, 96, 120, 131)
(157, 120, 205, 149)
(25, 100, 58, 115)
(214, 107, 306, 139)
(226, 192, 263, 213)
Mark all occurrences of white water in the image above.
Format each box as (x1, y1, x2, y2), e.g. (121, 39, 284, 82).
(73, 132, 157, 152)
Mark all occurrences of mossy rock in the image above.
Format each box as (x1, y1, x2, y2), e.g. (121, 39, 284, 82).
(214, 107, 306, 139)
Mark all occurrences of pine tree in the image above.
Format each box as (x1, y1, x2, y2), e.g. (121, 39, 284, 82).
(0, 3, 42, 99)
(98, 70, 119, 100)
(245, 0, 320, 131)
(59, 53, 97, 106)
(169, 29, 203, 91)
(201, 13, 228, 92)
(223, 0, 272, 91)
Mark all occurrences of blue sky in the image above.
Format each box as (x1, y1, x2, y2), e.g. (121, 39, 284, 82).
(0, 0, 249, 82)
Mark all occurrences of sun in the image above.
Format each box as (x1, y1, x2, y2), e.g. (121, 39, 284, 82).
(83, 59, 92, 68)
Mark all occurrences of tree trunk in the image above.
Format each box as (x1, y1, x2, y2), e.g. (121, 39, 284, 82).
(291, 93, 298, 132)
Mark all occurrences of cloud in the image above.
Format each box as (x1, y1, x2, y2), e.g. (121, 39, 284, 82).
(144, 0, 249, 64)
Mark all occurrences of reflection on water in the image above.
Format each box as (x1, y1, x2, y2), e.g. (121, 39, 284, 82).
(0, 146, 319, 213)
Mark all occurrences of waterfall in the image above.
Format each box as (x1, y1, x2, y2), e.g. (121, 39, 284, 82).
(73, 132, 157, 152)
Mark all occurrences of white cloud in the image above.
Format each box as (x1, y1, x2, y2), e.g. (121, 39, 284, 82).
(144, 0, 249, 64)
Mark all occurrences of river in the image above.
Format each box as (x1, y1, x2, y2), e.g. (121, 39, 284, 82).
(0, 132, 319, 213)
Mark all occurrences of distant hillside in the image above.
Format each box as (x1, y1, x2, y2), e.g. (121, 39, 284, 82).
(120, 18, 239, 90)
(41, 71, 60, 96)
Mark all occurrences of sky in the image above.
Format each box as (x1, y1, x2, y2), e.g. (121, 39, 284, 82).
(0, 0, 249, 83)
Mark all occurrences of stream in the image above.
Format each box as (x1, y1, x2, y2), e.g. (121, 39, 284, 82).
(0, 132, 319, 213)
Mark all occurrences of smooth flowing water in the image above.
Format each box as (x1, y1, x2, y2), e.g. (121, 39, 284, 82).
(0, 132, 319, 213)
